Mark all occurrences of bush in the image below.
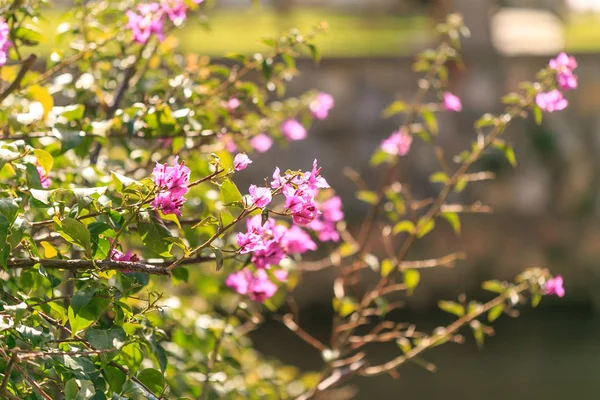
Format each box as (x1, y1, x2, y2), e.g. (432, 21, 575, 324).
(0, 2, 570, 399)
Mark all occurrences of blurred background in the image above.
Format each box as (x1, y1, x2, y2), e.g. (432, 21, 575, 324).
(52, 0, 600, 398)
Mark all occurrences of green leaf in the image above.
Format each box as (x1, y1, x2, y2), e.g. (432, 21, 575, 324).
(34, 149, 53, 173)
(487, 303, 504, 322)
(482, 280, 506, 293)
(475, 113, 497, 129)
(392, 220, 414, 236)
(438, 300, 465, 317)
(421, 109, 438, 135)
(533, 105, 543, 125)
(370, 148, 391, 167)
(355, 190, 379, 205)
(60, 104, 85, 121)
(71, 289, 94, 315)
(64, 379, 79, 400)
(137, 210, 173, 257)
(381, 259, 395, 277)
(332, 297, 357, 318)
(416, 217, 435, 238)
(29, 189, 55, 206)
(104, 366, 127, 394)
(111, 171, 141, 193)
(137, 368, 165, 396)
(213, 247, 223, 271)
(15, 25, 42, 45)
(219, 178, 243, 206)
(307, 43, 320, 63)
(454, 177, 468, 192)
(404, 269, 420, 294)
(382, 100, 407, 118)
(429, 171, 449, 184)
(58, 217, 92, 256)
(25, 162, 43, 189)
(68, 306, 95, 336)
(0, 148, 20, 171)
(0, 198, 19, 224)
(441, 212, 461, 234)
(87, 326, 126, 350)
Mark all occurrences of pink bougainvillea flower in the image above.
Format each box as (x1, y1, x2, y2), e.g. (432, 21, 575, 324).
(0, 19, 11, 67)
(247, 269, 278, 302)
(443, 92, 462, 112)
(536, 90, 568, 112)
(127, 3, 165, 44)
(250, 134, 273, 153)
(544, 275, 565, 297)
(161, 0, 188, 23)
(279, 225, 317, 254)
(224, 97, 241, 111)
(282, 185, 319, 225)
(309, 92, 335, 120)
(236, 231, 266, 254)
(248, 185, 272, 208)
(281, 119, 307, 141)
(233, 153, 252, 171)
(109, 248, 140, 274)
(36, 165, 51, 189)
(151, 157, 190, 215)
(381, 129, 413, 156)
(225, 268, 279, 302)
(251, 240, 285, 269)
(307, 196, 344, 243)
(549, 52, 578, 91)
(273, 269, 289, 282)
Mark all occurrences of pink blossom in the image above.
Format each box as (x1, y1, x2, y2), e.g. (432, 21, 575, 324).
(307, 196, 344, 243)
(250, 134, 273, 153)
(36, 166, 51, 189)
(443, 92, 462, 112)
(161, 0, 188, 23)
(152, 156, 190, 195)
(247, 269, 278, 302)
(151, 192, 186, 216)
(249, 185, 272, 208)
(273, 269, 288, 282)
(280, 225, 317, 254)
(252, 240, 285, 269)
(236, 232, 266, 254)
(310, 92, 335, 120)
(281, 119, 307, 141)
(381, 129, 413, 156)
(536, 90, 568, 112)
(283, 185, 319, 225)
(151, 157, 190, 215)
(109, 248, 140, 274)
(225, 97, 241, 111)
(544, 275, 565, 297)
(549, 52, 578, 91)
(233, 153, 252, 171)
(126, 3, 165, 44)
(0, 19, 11, 67)
(321, 196, 344, 222)
(225, 268, 277, 303)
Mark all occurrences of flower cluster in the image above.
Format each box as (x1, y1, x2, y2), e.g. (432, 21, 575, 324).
(381, 128, 413, 156)
(0, 19, 11, 67)
(536, 52, 578, 113)
(310, 92, 335, 120)
(271, 160, 329, 225)
(228, 215, 316, 302)
(237, 215, 316, 268)
(225, 269, 281, 302)
(308, 196, 344, 242)
(127, 0, 203, 44)
(151, 156, 191, 215)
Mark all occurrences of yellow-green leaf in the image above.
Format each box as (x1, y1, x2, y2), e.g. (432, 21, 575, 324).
(441, 212, 460, 234)
(416, 217, 435, 238)
(438, 300, 465, 317)
(381, 259, 395, 277)
(392, 220, 415, 236)
(34, 149, 53, 173)
(404, 269, 420, 295)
